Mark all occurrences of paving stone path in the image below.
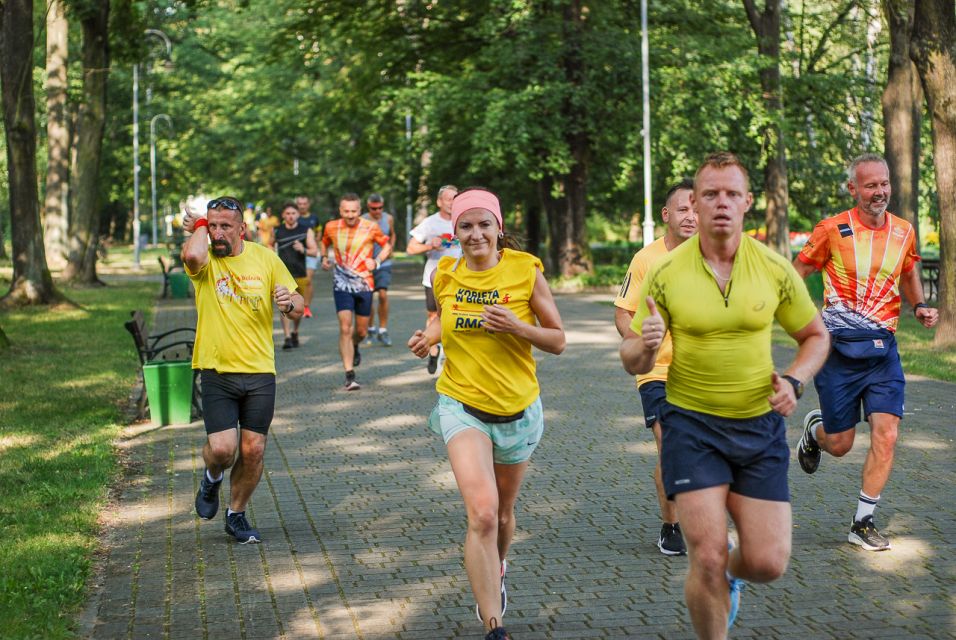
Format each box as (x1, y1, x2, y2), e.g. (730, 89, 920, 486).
(81, 261, 956, 639)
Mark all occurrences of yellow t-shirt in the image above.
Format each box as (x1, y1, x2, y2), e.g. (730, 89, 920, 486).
(186, 241, 297, 374)
(632, 235, 818, 418)
(614, 237, 672, 387)
(434, 249, 543, 415)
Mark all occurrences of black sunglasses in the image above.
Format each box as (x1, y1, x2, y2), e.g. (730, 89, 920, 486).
(207, 197, 242, 211)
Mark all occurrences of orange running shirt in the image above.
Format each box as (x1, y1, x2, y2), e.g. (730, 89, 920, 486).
(797, 207, 919, 332)
(321, 218, 389, 292)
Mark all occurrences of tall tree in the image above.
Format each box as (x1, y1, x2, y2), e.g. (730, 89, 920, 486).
(45, 0, 71, 268)
(881, 0, 922, 249)
(911, 0, 956, 346)
(743, 0, 791, 257)
(0, 0, 62, 306)
(64, 0, 110, 285)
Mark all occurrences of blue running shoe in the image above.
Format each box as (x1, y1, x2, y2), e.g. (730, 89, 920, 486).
(195, 472, 222, 520)
(224, 510, 261, 544)
(728, 576, 745, 628)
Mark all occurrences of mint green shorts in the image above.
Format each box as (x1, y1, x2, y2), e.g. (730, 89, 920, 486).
(428, 394, 544, 465)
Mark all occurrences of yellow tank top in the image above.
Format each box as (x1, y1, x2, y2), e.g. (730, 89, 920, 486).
(433, 249, 543, 415)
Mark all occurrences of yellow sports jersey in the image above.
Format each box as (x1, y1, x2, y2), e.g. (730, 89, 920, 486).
(186, 241, 297, 374)
(434, 249, 543, 415)
(632, 235, 817, 418)
(614, 237, 672, 387)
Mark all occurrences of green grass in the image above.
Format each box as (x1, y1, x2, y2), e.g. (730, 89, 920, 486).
(0, 278, 156, 639)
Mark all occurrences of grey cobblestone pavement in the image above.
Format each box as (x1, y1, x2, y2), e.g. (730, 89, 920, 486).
(81, 261, 956, 639)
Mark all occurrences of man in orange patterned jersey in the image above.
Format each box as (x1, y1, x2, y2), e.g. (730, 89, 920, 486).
(321, 193, 392, 390)
(793, 153, 938, 551)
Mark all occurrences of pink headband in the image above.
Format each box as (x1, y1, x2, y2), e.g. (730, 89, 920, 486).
(451, 189, 503, 232)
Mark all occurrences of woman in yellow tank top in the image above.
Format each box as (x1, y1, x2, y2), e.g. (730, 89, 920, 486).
(408, 188, 565, 640)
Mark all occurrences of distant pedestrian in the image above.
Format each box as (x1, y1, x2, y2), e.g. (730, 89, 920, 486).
(182, 196, 303, 544)
(793, 153, 939, 551)
(362, 193, 397, 346)
(274, 201, 318, 349)
(620, 153, 829, 635)
(407, 184, 460, 374)
(321, 193, 392, 390)
(614, 178, 697, 556)
(296, 195, 321, 318)
(408, 188, 565, 640)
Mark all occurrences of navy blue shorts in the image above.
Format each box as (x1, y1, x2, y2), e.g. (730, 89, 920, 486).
(333, 289, 373, 316)
(372, 265, 392, 291)
(659, 401, 790, 502)
(813, 343, 905, 434)
(638, 380, 666, 428)
(200, 370, 276, 436)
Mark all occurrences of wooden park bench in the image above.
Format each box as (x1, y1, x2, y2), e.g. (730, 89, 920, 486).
(922, 258, 940, 303)
(124, 310, 201, 421)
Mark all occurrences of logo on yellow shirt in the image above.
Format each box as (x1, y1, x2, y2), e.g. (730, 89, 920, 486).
(215, 274, 263, 311)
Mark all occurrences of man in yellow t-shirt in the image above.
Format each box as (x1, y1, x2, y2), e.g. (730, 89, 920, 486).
(620, 153, 829, 635)
(182, 196, 302, 545)
(614, 178, 696, 556)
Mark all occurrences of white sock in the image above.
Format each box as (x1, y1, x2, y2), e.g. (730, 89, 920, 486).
(206, 469, 223, 483)
(226, 508, 240, 517)
(855, 491, 879, 522)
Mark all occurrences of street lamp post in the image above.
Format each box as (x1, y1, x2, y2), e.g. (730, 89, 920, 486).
(132, 28, 172, 267)
(640, 0, 655, 247)
(150, 114, 172, 246)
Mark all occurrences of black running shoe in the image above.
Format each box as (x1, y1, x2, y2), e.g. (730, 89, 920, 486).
(427, 344, 441, 375)
(797, 409, 823, 474)
(658, 523, 687, 556)
(345, 371, 361, 391)
(291, 332, 299, 348)
(281, 337, 293, 350)
(353, 343, 361, 367)
(195, 472, 222, 519)
(224, 511, 261, 544)
(484, 619, 512, 640)
(848, 515, 891, 551)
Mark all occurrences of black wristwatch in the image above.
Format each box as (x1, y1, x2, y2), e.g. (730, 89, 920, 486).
(284, 301, 295, 314)
(782, 375, 804, 399)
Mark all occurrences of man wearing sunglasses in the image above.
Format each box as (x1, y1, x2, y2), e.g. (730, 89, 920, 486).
(361, 193, 397, 346)
(182, 196, 304, 544)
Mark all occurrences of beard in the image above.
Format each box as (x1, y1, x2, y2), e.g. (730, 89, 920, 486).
(211, 240, 232, 257)
(865, 198, 888, 216)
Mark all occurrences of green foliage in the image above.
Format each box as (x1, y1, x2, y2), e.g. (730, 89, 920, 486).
(0, 277, 156, 639)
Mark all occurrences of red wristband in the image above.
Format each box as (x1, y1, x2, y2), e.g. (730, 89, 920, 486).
(193, 218, 208, 230)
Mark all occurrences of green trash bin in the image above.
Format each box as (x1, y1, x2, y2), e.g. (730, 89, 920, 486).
(143, 360, 194, 425)
(169, 272, 191, 298)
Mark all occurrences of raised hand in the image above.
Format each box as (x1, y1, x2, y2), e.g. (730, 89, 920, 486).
(641, 296, 665, 350)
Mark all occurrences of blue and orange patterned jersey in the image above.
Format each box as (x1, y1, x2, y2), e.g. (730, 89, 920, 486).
(797, 207, 920, 332)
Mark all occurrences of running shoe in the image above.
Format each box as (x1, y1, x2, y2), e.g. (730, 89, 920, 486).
(363, 327, 377, 346)
(378, 330, 392, 347)
(281, 337, 293, 350)
(476, 559, 507, 621)
(291, 332, 299, 348)
(195, 472, 222, 519)
(658, 523, 687, 556)
(303, 306, 313, 318)
(224, 511, 261, 544)
(797, 409, 823, 474)
(344, 371, 361, 391)
(484, 624, 512, 640)
(427, 344, 441, 375)
(727, 575, 745, 628)
(353, 344, 362, 367)
(848, 515, 891, 551)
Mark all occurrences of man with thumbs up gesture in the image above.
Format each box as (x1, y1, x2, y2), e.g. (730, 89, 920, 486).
(620, 153, 829, 638)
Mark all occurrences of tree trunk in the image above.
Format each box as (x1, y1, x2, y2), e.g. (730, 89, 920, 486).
(881, 0, 922, 250)
(525, 196, 542, 259)
(0, 0, 62, 307)
(44, 0, 70, 268)
(911, 0, 956, 347)
(63, 0, 110, 286)
(744, 0, 791, 257)
(542, 0, 593, 279)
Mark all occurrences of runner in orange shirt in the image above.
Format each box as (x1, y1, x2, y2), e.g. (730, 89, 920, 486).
(321, 193, 391, 390)
(793, 153, 939, 551)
